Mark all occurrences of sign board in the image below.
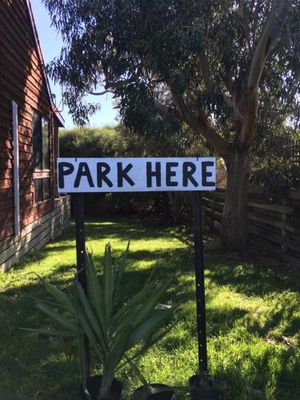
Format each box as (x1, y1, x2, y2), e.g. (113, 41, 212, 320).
(58, 157, 216, 193)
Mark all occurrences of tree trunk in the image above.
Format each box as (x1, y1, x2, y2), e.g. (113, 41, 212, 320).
(220, 86, 258, 253)
(221, 148, 251, 253)
(167, 192, 181, 225)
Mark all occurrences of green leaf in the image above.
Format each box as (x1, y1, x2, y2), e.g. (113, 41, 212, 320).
(36, 301, 81, 333)
(128, 309, 172, 348)
(132, 280, 171, 327)
(86, 251, 108, 345)
(112, 242, 129, 306)
(78, 336, 92, 400)
(69, 291, 104, 362)
(21, 327, 80, 337)
(111, 283, 154, 327)
(109, 323, 131, 371)
(40, 277, 76, 315)
(125, 356, 150, 393)
(76, 282, 107, 352)
(104, 243, 113, 323)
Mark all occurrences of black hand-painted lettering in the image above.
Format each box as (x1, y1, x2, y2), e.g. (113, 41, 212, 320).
(58, 162, 74, 189)
(183, 162, 198, 187)
(146, 162, 162, 187)
(74, 162, 95, 188)
(117, 162, 135, 187)
(97, 162, 113, 187)
(166, 162, 179, 187)
(202, 161, 215, 187)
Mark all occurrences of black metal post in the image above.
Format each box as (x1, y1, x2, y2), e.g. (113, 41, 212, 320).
(73, 193, 90, 375)
(74, 193, 87, 289)
(192, 191, 208, 373)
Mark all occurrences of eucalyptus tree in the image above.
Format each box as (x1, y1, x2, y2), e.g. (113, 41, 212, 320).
(45, 0, 300, 250)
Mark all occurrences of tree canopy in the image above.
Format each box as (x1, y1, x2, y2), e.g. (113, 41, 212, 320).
(46, 0, 299, 153)
(45, 0, 300, 249)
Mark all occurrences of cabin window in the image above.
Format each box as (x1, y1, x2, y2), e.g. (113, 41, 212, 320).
(32, 110, 51, 202)
(32, 111, 50, 170)
(34, 178, 51, 203)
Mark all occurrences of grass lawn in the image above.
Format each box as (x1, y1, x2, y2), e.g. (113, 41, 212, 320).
(0, 218, 299, 400)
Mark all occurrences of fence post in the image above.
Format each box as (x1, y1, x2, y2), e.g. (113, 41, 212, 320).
(281, 210, 287, 260)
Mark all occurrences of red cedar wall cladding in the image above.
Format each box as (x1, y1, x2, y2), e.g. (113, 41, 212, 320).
(0, 0, 56, 242)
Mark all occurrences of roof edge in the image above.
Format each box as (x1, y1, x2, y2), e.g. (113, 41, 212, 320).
(25, 0, 64, 127)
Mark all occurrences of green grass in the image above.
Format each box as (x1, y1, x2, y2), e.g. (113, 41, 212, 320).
(0, 218, 299, 400)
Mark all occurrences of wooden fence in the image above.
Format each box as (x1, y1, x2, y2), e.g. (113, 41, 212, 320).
(203, 190, 300, 264)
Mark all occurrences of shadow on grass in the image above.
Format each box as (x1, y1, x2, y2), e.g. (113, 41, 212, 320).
(10, 218, 180, 272)
(161, 306, 249, 354)
(9, 225, 77, 272)
(2, 217, 300, 400)
(205, 259, 300, 297)
(0, 296, 80, 400)
(213, 343, 300, 400)
(244, 300, 300, 340)
(84, 217, 175, 242)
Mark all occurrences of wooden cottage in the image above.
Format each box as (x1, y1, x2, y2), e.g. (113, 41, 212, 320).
(0, 0, 70, 271)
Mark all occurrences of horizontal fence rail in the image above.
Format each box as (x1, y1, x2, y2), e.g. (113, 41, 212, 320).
(203, 190, 300, 264)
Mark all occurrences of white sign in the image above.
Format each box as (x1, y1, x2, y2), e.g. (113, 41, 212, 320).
(57, 157, 216, 193)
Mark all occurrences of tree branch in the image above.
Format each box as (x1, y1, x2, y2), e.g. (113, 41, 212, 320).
(239, 0, 252, 52)
(199, 49, 242, 120)
(87, 89, 115, 96)
(170, 89, 230, 160)
(199, 49, 214, 94)
(248, 0, 290, 89)
(153, 84, 230, 159)
(153, 98, 174, 116)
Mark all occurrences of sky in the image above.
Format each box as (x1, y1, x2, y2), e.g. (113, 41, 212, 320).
(30, 0, 119, 129)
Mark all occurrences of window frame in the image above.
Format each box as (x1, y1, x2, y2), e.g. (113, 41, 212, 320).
(32, 110, 52, 203)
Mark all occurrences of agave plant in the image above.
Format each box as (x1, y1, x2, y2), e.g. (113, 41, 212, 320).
(28, 243, 175, 400)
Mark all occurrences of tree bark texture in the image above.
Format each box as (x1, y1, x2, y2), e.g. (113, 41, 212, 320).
(220, 87, 258, 252)
(221, 147, 251, 252)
